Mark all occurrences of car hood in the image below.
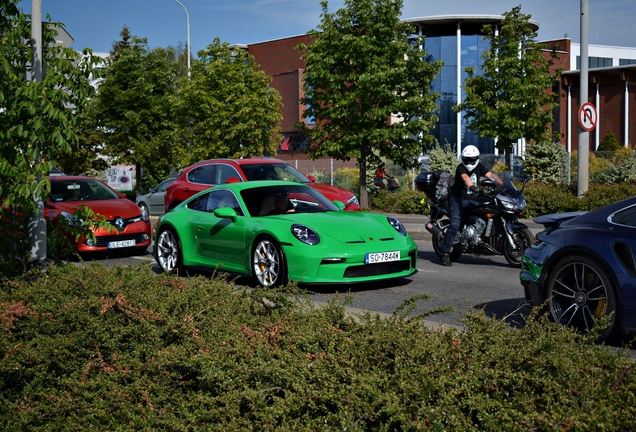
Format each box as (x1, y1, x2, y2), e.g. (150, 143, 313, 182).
(270, 211, 406, 243)
(49, 198, 142, 219)
(308, 182, 354, 201)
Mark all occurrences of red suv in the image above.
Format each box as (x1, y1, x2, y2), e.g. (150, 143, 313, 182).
(164, 158, 360, 212)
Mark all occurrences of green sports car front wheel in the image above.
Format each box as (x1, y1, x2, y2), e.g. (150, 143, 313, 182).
(252, 236, 288, 288)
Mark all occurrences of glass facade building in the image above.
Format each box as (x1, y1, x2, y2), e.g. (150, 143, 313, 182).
(405, 16, 539, 157)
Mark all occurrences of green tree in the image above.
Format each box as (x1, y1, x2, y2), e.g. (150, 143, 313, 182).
(428, 143, 459, 172)
(297, 0, 441, 207)
(457, 6, 561, 167)
(51, 102, 109, 176)
(94, 29, 182, 196)
(173, 38, 282, 165)
(524, 141, 568, 183)
(0, 0, 102, 269)
(597, 130, 620, 152)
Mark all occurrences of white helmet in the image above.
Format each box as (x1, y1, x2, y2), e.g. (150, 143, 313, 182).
(461, 145, 480, 171)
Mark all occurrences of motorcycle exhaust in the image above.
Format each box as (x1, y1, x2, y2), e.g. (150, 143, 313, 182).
(425, 221, 443, 237)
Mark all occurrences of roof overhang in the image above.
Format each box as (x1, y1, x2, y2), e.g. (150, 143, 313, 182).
(404, 15, 539, 37)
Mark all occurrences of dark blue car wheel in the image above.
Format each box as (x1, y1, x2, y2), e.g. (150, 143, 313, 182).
(546, 254, 617, 341)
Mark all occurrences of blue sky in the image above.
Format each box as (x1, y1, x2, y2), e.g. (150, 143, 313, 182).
(19, 0, 636, 55)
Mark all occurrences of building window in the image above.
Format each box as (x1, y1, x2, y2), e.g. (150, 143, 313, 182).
(619, 58, 636, 66)
(305, 104, 315, 125)
(576, 56, 613, 69)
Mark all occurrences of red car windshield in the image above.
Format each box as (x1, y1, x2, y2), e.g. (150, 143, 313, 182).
(50, 179, 120, 202)
(241, 164, 311, 183)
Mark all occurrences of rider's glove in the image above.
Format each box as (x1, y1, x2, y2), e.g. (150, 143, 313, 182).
(468, 185, 480, 194)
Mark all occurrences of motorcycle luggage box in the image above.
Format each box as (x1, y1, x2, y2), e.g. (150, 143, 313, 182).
(414, 170, 440, 197)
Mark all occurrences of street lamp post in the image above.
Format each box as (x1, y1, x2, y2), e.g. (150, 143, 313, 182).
(173, 0, 190, 76)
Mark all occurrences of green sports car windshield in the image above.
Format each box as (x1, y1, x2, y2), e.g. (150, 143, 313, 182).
(241, 185, 340, 217)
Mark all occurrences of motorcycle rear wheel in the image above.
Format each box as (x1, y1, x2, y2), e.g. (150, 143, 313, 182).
(503, 227, 534, 268)
(431, 219, 463, 261)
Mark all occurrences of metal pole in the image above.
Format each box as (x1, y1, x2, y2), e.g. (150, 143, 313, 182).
(174, 0, 190, 76)
(578, 0, 589, 197)
(29, 0, 47, 267)
(456, 22, 461, 159)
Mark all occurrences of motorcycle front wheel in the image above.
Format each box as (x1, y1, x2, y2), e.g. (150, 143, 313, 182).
(431, 219, 463, 262)
(503, 227, 534, 268)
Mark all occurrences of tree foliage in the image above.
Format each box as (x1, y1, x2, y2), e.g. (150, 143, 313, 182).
(297, 0, 441, 206)
(523, 141, 568, 183)
(93, 29, 182, 195)
(597, 130, 620, 152)
(0, 0, 102, 266)
(457, 6, 561, 159)
(428, 144, 459, 172)
(51, 103, 109, 176)
(173, 38, 283, 166)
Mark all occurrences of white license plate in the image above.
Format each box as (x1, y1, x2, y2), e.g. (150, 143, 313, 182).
(108, 239, 136, 249)
(365, 251, 400, 264)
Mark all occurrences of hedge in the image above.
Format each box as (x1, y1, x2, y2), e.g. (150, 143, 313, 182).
(1, 264, 635, 430)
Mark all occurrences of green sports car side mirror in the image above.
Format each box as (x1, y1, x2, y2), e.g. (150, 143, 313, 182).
(214, 207, 238, 221)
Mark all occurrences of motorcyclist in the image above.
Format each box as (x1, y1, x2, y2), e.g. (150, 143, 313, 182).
(440, 145, 503, 266)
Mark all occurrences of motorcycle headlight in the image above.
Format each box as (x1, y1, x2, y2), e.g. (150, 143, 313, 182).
(501, 200, 516, 211)
(519, 199, 527, 212)
(291, 224, 320, 245)
(387, 216, 407, 236)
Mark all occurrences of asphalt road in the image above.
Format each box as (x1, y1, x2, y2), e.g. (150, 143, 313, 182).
(76, 214, 636, 356)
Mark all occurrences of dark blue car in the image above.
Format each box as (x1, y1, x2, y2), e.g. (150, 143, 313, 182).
(520, 197, 636, 341)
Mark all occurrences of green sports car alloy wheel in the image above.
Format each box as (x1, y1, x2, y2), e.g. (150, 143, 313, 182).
(156, 228, 181, 273)
(252, 236, 288, 288)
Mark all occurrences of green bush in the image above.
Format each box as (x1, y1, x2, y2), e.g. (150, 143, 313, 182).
(519, 180, 636, 217)
(362, 180, 636, 218)
(428, 143, 458, 172)
(597, 130, 621, 152)
(333, 167, 360, 194)
(521, 182, 580, 217)
(1, 264, 635, 430)
(524, 141, 568, 183)
(369, 189, 428, 214)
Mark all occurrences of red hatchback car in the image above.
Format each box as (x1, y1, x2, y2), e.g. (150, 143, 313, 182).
(164, 158, 361, 213)
(47, 176, 152, 254)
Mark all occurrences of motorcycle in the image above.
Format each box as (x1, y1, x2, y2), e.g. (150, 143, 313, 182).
(415, 170, 533, 268)
(387, 177, 400, 192)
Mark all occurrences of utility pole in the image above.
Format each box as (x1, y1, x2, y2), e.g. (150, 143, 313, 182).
(578, 0, 589, 197)
(28, 0, 47, 268)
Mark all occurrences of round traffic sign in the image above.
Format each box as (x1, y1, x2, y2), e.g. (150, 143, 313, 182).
(579, 102, 597, 132)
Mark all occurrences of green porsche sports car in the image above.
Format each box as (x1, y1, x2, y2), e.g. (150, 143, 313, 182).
(153, 181, 417, 287)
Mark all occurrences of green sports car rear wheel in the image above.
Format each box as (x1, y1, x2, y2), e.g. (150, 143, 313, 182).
(156, 227, 183, 274)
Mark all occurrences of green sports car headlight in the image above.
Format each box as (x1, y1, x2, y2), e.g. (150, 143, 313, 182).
(291, 224, 320, 245)
(388, 216, 407, 236)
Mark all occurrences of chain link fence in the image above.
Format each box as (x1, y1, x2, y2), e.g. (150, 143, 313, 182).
(287, 159, 419, 194)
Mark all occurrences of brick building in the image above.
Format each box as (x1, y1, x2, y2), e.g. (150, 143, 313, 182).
(246, 16, 636, 160)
